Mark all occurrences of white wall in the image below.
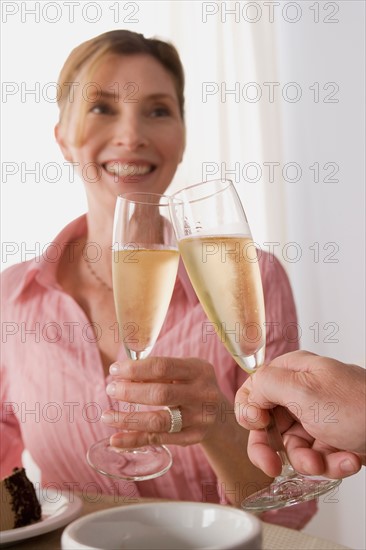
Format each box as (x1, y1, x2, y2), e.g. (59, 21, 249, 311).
(1, 2, 365, 548)
(274, 2, 365, 549)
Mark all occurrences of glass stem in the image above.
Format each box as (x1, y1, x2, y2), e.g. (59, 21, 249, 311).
(265, 410, 296, 480)
(128, 350, 150, 360)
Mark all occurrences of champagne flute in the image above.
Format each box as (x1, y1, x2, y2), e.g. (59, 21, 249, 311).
(169, 179, 341, 511)
(87, 192, 179, 481)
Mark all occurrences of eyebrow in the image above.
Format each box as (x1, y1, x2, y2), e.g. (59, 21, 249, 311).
(146, 93, 176, 101)
(87, 90, 116, 101)
(87, 89, 176, 102)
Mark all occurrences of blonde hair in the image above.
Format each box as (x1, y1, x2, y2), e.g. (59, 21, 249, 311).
(57, 30, 185, 143)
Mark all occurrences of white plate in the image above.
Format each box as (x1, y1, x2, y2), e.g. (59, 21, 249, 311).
(0, 489, 82, 547)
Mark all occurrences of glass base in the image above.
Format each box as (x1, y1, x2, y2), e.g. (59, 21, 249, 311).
(242, 474, 342, 513)
(87, 437, 173, 481)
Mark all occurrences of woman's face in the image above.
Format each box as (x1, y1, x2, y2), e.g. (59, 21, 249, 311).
(56, 54, 185, 207)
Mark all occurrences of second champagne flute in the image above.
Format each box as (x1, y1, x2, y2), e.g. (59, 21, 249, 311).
(169, 179, 341, 512)
(87, 192, 179, 481)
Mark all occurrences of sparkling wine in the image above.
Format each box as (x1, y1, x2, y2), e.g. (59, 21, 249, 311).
(179, 235, 265, 373)
(113, 248, 179, 355)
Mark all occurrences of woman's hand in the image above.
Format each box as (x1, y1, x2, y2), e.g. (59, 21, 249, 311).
(101, 355, 271, 506)
(102, 356, 225, 448)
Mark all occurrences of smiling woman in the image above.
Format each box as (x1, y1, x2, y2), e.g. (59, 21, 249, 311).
(1, 29, 316, 531)
(55, 54, 185, 208)
(55, 31, 186, 215)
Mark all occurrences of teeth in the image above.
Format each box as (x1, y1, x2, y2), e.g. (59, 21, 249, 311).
(105, 163, 151, 177)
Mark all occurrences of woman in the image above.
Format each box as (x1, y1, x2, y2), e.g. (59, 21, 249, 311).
(1, 30, 315, 528)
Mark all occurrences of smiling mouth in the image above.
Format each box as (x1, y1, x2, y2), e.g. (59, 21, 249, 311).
(104, 162, 156, 177)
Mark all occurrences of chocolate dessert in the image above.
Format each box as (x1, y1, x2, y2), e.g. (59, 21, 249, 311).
(0, 468, 42, 531)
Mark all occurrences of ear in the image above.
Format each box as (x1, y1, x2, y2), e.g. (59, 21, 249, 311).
(54, 123, 72, 162)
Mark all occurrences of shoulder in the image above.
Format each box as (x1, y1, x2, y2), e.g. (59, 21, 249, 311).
(258, 249, 291, 286)
(1, 260, 31, 284)
(258, 250, 297, 315)
(0, 260, 38, 303)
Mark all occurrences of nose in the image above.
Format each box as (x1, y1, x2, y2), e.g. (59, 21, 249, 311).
(112, 114, 148, 151)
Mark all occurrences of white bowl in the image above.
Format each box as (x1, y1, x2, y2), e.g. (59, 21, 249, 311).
(61, 501, 262, 550)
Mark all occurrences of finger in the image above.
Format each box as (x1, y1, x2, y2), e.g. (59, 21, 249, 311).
(109, 357, 205, 382)
(106, 380, 195, 405)
(248, 432, 324, 478)
(272, 421, 326, 475)
(272, 423, 362, 478)
(287, 447, 362, 479)
(285, 446, 326, 476)
(235, 378, 303, 431)
(235, 385, 270, 430)
(282, 421, 317, 451)
(267, 350, 319, 372)
(322, 452, 362, 478)
(243, 365, 308, 414)
(101, 408, 203, 433)
(247, 430, 283, 477)
(102, 409, 172, 433)
(110, 426, 205, 449)
(248, 420, 318, 476)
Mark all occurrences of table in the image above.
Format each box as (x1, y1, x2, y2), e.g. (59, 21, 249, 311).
(9, 495, 350, 550)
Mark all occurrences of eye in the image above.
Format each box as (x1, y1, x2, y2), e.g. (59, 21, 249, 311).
(89, 102, 115, 115)
(150, 106, 171, 118)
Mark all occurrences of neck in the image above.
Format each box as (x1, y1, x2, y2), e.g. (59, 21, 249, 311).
(85, 193, 115, 245)
(83, 203, 114, 288)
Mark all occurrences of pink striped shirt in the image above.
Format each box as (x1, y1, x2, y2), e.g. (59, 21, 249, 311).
(0, 215, 316, 528)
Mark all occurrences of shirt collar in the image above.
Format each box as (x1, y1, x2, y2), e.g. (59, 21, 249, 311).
(8, 214, 198, 306)
(8, 215, 87, 301)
